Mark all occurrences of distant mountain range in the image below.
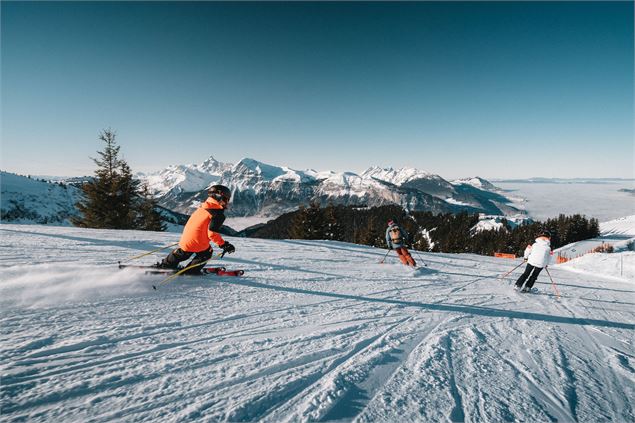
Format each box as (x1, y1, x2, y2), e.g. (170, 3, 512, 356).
(138, 156, 524, 218)
(1, 158, 525, 227)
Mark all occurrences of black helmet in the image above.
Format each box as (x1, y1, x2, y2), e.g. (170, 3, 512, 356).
(540, 229, 551, 238)
(208, 185, 231, 203)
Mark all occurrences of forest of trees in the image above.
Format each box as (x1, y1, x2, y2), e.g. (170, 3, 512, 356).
(73, 129, 166, 231)
(247, 202, 600, 257)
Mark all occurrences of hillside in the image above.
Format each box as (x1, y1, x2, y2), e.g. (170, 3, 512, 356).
(0, 171, 82, 225)
(0, 172, 191, 231)
(1, 224, 633, 422)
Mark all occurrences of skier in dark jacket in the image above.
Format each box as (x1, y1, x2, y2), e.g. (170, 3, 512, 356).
(385, 219, 416, 267)
(159, 185, 236, 274)
(515, 230, 552, 292)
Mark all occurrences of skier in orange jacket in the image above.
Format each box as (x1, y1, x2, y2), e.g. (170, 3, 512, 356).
(159, 185, 236, 274)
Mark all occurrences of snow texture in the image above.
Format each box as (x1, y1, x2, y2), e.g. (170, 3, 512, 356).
(1, 223, 634, 422)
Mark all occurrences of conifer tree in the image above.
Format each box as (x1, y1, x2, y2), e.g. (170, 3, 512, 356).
(289, 202, 325, 239)
(289, 205, 309, 239)
(73, 129, 165, 231)
(74, 130, 123, 228)
(324, 203, 344, 241)
(136, 184, 167, 231)
(359, 216, 383, 247)
(304, 201, 326, 239)
(112, 160, 139, 229)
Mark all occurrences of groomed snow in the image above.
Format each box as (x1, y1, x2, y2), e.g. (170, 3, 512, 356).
(559, 252, 634, 282)
(1, 224, 634, 422)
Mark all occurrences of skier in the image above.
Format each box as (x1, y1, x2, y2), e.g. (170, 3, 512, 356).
(515, 230, 552, 292)
(158, 185, 236, 274)
(385, 219, 416, 267)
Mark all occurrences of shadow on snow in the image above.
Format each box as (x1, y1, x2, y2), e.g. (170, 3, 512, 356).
(221, 279, 635, 330)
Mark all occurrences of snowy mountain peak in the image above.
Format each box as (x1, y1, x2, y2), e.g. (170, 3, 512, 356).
(144, 164, 219, 196)
(232, 158, 301, 182)
(452, 176, 501, 191)
(361, 166, 434, 185)
(199, 156, 231, 174)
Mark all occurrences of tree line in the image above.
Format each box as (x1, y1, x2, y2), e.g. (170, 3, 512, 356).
(247, 202, 600, 256)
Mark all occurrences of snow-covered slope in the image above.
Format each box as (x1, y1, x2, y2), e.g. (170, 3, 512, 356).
(1, 224, 633, 422)
(559, 251, 634, 282)
(553, 214, 635, 261)
(452, 176, 503, 192)
(470, 214, 531, 233)
(0, 171, 82, 225)
(139, 157, 523, 217)
(601, 215, 635, 237)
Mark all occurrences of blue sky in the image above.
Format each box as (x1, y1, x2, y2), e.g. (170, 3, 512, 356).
(1, 1, 633, 179)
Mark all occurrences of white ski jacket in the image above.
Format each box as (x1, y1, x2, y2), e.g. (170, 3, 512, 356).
(523, 237, 552, 268)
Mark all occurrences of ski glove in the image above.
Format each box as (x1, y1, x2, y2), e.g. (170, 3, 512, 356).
(220, 241, 235, 255)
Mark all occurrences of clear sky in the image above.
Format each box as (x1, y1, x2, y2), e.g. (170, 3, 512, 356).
(1, 1, 633, 179)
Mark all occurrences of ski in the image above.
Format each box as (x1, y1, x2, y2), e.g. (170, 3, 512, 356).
(213, 269, 245, 277)
(200, 267, 228, 275)
(118, 263, 230, 276)
(200, 267, 244, 276)
(513, 286, 539, 294)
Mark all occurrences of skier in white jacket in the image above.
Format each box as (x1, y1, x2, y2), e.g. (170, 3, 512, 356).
(515, 230, 552, 292)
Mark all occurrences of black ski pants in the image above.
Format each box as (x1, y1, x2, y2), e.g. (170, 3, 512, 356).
(515, 263, 543, 289)
(162, 247, 212, 274)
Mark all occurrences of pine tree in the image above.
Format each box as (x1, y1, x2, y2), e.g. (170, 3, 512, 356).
(323, 203, 344, 241)
(112, 160, 139, 229)
(359, 216, 383, 247)
(136, 184, 167, 231)
(73, 129, 165, 231)
(304, 201, 326, 239)
(289, 205, 309, 239)
(74, 130, 123, 228)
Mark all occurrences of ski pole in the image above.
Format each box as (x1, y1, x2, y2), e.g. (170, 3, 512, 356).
(411, 248, 428, 267)
(545, 267, 561, 299)
(153, 251, 225, 290)
(121, 242, 179, 263)
(498, 261, 525, 279)
(379, 249, 391, 264)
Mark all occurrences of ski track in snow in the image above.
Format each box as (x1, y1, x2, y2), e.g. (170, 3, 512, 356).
(0, 224, 634, 422)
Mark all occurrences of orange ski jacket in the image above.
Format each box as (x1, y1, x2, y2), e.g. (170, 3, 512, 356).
(178, 198, 226, 252)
